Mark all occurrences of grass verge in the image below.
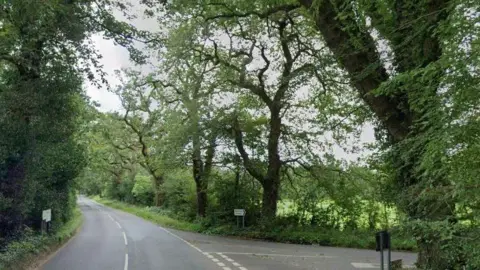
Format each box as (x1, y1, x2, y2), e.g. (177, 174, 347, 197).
(0, 207, 83, 270)
(92, 196, 417, 252)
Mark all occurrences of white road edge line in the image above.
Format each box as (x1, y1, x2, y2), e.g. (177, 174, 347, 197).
(116, 221, 122, 229)
(123, 232, 128, 245)
(156, 226, 203, 253)
(124, 253, 128, 270)
(155, 226, 248, 269)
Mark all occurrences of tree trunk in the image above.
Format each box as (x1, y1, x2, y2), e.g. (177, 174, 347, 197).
(261, 178, 279, 218)
(196, 186, 207, 217)
(262, 106, 282, 218)
(192, 129, 206, 217)
(152, 175, 163, 207)
(297, 1, 455, 268)
(192, 131, 215, 217)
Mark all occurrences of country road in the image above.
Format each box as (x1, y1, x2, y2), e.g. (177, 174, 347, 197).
(42, 197, 417, 270)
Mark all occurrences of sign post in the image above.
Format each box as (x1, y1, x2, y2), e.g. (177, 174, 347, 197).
(42, 209, 52, 234)
(234, 209, 246, 228)
(375, 231, 391, 270)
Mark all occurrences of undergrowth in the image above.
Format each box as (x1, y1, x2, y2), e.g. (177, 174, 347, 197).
(92, 196, 417, 251)
(0, 208, 83, 270)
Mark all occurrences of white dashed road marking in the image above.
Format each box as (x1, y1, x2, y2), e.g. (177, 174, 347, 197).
(123, 232, 128, 245)
(95, 198, 245, 270)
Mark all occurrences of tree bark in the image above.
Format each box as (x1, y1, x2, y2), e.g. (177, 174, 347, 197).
(263, 106, 282, 218)
(192, 146, 206, 216)
(196, 186, 207, 217)
(232, 112, 282, 218)
(298, 0, 412, 142)
(152, 175, 163, 207)
(192, 130, 216, 217)
(261, 178, 279, 218)
(297, 0, 454, 268)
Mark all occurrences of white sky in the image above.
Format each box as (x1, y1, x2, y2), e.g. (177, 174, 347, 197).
(84, 3, 376, 163)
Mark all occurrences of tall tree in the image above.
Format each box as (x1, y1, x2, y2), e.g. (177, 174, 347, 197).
(197, 7, 344, 217)
(114, 71, 168, 206)
(0, 0, 89, 239)
(166, 0, 479, 266)
(152, 40, 219, 217)
(0, 0, 159, 241)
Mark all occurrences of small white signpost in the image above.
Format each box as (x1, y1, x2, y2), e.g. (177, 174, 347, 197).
(42, 209, 52, 222)
(234, 209, 245, 216)
(234, 209, 246, 228)
(42, 209, 52, 234)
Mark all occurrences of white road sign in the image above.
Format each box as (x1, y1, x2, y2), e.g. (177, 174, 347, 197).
(42, 209, 52, 222)
(234, 209, 246, 216)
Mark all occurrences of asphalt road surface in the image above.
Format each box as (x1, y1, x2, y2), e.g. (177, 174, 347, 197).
(42, 197, 417, 270)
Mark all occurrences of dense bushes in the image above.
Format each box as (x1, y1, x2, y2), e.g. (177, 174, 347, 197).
(162, 170, 197, 220)
(0, 208, 83, 270)
(94, 196, 418, 251)
(82, 164, 417, 251)
(132, 175, 154, 205)
(0, 1, 89, 245)
(206, 170, 263, 227)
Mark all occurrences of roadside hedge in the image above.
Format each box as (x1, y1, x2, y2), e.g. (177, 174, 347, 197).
(0, 208, 83, 270)
(93, 197, 417, 251)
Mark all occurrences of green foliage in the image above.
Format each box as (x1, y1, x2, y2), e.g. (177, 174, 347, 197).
(207, 170, 263, 226)
(64, 1, 480, 268)
(132, 175, 155, 205)
(404, 220, 480, 269)
(162, 170, 197, 220)
(0, 207, 83, 270)
(93, 197, 203, 232)
(93, 196, 416, 251)
(0, 0, 91, 240)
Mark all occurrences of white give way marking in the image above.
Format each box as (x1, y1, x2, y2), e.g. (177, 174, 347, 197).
(351, 262, 415, 269)
(155, 224, 249, 270)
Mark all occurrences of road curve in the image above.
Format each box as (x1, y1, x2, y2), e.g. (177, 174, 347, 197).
(42, 196, 221, 270)
(43, 196, 417, 270)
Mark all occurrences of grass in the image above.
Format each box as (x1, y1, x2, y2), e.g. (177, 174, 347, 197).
(277, 199, 400, 230)
(0, 207, 83, 270)
(93, 196, 202, 232)
(92, 196, 417, 252)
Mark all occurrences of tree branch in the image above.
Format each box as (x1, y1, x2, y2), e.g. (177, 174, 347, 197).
(231, 116, 265, 183)
(205, 3, 301, 21)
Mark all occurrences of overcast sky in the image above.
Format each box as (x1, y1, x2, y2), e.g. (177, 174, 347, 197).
(84, 4, 376, 163)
